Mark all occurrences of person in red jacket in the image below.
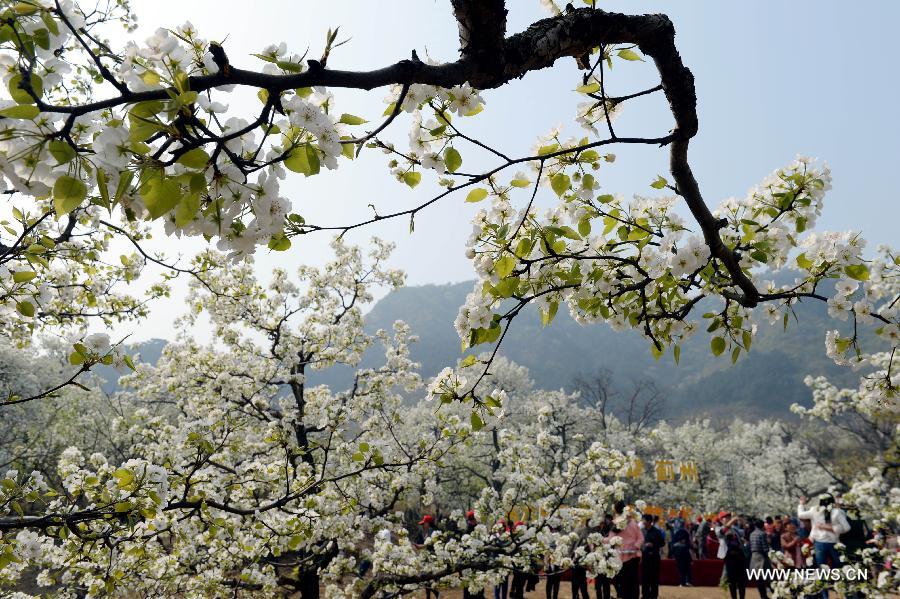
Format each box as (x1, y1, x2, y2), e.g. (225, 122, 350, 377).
(607, 501, 642, 599)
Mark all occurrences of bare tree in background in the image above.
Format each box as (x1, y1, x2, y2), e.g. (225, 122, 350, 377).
(576, 368, 665, 435)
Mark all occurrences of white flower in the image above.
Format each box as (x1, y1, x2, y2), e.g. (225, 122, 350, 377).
(84, 333, 112, 355)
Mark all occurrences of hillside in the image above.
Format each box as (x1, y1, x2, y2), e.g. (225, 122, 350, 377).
(348, 279, 867, 418)
(100, 276, 872, 419)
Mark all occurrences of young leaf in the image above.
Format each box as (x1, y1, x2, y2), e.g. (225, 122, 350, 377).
(339, 113, 368, 125)
(617, 48, 643, 61)
(444, 147, 462, 173)
(12, 271, 37, 283)
(176, 148, 210, 170)
(0, 105, 40, 119)
(53, 176, 87, 216)
(551, 173, 571, 197)
(650, 175, 668, 189)
(48, 140, 76, 165)
(403, 171, 422, 188)
(844, 264, 869, 281)
(470, 412, 484, 431)
(465, 188, 489, 203)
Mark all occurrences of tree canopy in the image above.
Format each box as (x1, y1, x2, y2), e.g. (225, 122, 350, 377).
(0, 0, 897, 597)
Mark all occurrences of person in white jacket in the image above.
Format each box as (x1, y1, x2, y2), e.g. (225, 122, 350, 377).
(797, 493, 851, 568)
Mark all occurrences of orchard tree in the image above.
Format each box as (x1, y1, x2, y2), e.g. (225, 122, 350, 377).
(634, 418, 831, 514)
(0, 0, 895, 404)
(0, 0, 898, 596)
(416, 354, 615, 511)
(0, 241, 631, 598)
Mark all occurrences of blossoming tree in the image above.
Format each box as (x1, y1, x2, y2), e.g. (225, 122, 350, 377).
(0, 0, 898, 596)
(1, 0, 896, 405)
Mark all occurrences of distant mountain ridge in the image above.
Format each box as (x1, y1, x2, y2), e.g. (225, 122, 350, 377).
(347, 277, 866, 418)
(100, 274, 871, 419)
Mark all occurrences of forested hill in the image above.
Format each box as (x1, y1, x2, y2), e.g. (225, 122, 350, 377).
(105, 275, 871, 419)
(339, 275, 868, 419)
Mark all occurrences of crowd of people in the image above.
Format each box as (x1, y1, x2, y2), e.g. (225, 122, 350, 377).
(407, 493, 897, 599)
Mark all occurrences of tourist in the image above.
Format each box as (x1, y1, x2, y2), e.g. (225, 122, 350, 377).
(695, 516, 710, 559)
(463, 512, 485, 599)
(570, 519, 592, 599)
(798, 494, 851, 599)
(641, 513, 664, 599)
(781, 521, 802, 568)
(416, 515, 440, 599)
(608, 500, 641, 599)
(671, 521, 693, 586)
(494, 520, 510, 599)
(594, 514, 613, 599)
(748, 519, 771, 599)
(723, 529, 748, 599)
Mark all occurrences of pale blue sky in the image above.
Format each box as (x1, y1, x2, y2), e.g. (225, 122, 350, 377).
(114, 1, 899, 341)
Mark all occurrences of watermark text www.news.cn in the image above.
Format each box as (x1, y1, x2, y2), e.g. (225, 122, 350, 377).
(747, 568, 869, 582)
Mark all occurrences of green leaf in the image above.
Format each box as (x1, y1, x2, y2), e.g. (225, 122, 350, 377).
(16, 301, 34, 317)
(142, 175, 182, 219)
(267, 234, 291, 251)
(284, 144, 320, 176)
(577, 218, 591, 237)
(338, 113, 367, 125)
(48, 140, 76, 165)
(796, 253, 813, 270)
(112, 468, 134, 488)
(495, 255, 516, 278)
(537, 144, 559, 156)
(444, 147, 462, 173)
(340, 136, 355, 160)
(541, 301, 559, 327)
(0, 104, 40, 119)
(276, 60, 304, 73)
(127, 106, 167, 142)
(176, 148, 210, 170)
(558, 225, 582, 241)
(130, 100, 165, 119)
(53, 176, 87, 216)
(403, 171, 421, 188)
(174, 192, 201, 227)
(460, 354, 477, 368)
(710, 336, 726, 357)
(576, 82, 600, 94)
(650, 175, 668, 189)
(844, 264, 869, 281)
(550, 173, 571, 197)
(33, 28, 50, 50)
(617, 48, 643, 61)
(465, 188, 489, 203)
(510, 177, 530, 188)
(12, 271, 36, 283)
(8, 73, 43, 104)
(673, 344, 681, 365)
(176, 91, 198, 107)
(114, 171, 134, 203)
(141, 70, 160, 86)
(470, 412, 484, 432)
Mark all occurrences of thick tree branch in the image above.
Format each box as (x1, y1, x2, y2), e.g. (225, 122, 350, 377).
(14, 8, 758, 307)
(450, 0, 508, 85)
